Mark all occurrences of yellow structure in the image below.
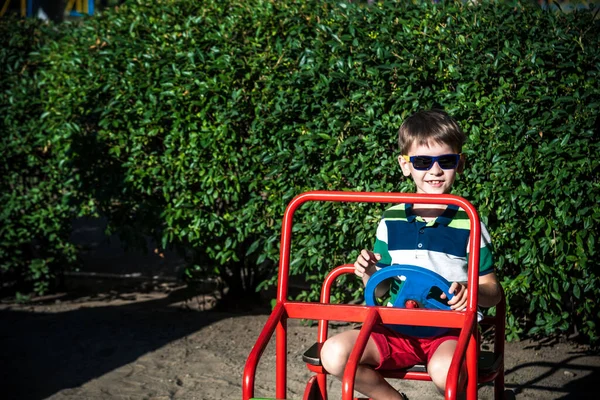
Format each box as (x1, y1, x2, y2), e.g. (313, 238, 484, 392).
(0, 0, 26, 17)
(65, 0, 94, 16)
(0, 0, 94, 17)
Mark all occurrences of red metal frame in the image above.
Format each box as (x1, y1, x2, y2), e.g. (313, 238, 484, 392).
(243, 191, 500, 400)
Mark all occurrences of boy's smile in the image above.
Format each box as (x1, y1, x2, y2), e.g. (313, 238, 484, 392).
(398, 141, 463, 195)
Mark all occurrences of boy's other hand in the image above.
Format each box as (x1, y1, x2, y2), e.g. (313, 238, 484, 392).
(444, 282, 468, 311)
(354, 249, 380, 278)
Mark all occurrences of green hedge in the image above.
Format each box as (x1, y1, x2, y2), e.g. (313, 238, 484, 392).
(1, 0, 599, 342)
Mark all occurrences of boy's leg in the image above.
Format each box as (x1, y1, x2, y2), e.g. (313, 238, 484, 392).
(428, 339, 466, 397)
(320, 329, 405, 400)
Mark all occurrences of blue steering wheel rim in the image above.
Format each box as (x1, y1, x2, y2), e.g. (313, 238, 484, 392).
(364, 264, 454, 338)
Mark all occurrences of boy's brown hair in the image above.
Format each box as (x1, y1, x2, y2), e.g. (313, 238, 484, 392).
(398, 109, 466, 154)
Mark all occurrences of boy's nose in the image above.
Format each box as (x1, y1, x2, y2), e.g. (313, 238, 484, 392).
(428, 161, 443, 174)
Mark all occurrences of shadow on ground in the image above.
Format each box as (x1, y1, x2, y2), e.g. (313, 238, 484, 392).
(503, 353, 600, 399)
(0, 284, 268, 400)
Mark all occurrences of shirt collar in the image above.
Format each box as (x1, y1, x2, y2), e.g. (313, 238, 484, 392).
(405, 203, 459, 226)
(437, 204, 459, 226)
(405, 203, 417, 222)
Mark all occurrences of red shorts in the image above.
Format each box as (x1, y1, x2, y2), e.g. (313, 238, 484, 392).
(369, 324, 460, 371)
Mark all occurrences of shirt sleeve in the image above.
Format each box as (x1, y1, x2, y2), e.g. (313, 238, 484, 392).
(372, 218, 392, 266)
(467, 221, 494, 275)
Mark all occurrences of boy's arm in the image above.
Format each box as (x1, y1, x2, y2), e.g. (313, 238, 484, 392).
(477, 272, 502, 308)
(468, 221, 501, 308)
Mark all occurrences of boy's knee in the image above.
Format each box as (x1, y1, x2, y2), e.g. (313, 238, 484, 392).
(428, 358, 452, 392)
(428, 365, 448, 394)
(320, 338, 351, 377)
(428, 358, 466, 395)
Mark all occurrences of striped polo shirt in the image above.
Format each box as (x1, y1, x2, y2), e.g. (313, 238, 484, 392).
(372, 203, 494, 304)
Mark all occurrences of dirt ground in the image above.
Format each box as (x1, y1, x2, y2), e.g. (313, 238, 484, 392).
(1, 219, 599, 400)
(0, 278, 598, 400)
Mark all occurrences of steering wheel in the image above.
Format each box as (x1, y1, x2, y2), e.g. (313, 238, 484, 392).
(364, 264, 455, 337)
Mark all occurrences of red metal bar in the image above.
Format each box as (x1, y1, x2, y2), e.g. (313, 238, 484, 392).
(303, 375, 318, 400)
(321, 265, 355, 304)
(318, 264, 355, 343)
(467, 331, 478, 399)
(284, 301, 466, 328)
(278, 191, 481, 309)
(276, 318, 288, 399)
(444, 312, 477, 400)
(314, 264, 356, 400)
(242, 302, 285, 400)
(382, 370, 439, 381)
(317, 372, 328, 400)
(342, 308, 381, 400)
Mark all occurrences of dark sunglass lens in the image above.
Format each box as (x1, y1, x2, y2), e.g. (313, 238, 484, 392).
(438, 155, 458, 169)
(412, 156, 433, 170)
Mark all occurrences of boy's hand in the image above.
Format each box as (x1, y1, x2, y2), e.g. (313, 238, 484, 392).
(354, 249, 380, 279)
(444, 282, 468, 311)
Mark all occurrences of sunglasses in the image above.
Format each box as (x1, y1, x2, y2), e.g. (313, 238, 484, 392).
(402, 154, 461, 171)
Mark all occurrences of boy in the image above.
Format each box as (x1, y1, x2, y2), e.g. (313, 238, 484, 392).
(319, 110, 502, 399)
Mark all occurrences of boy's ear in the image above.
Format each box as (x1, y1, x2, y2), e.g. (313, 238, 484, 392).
(398, 155, 412, 177)
(457, 154, 466, 174)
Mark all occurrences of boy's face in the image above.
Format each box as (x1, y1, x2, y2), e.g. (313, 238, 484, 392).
(398, 141, 464, 195)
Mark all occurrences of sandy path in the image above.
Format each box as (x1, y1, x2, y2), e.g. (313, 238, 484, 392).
(1, 283, 599, 400)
